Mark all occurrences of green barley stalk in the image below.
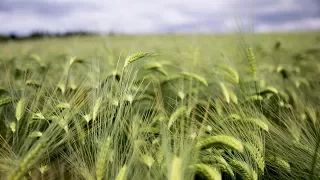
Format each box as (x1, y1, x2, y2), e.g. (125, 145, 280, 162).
(115, 164, 127, 180)
(124, 52, 150, 68)
(29, 54, 41, 64)
(226, 116, 269, 132)
(245, 142, 265, 173)
(189, 164, 222, 180)
(74, 120, 86, 145)
(56, 102, 71, 110)
(0, 96, 12, 107)
(92, 97, 102, 121)
(26, 80, 41, 88)
(245, 47, 258, 96)
(219, 82, 230, 103)
(201, 155, 234, 177)
(9, 122, 16, 133)
(196, 135, 244, 153)
(169, 156, 182, 180)
(144, 62, 168, 75)
(95, 136, 111, 180)
(181, 72, 208, 87)
(8, 141, 46, 180)
(28, 131, 43, 138)
(0, 87, 8, 95)
(144, 62, 162, 69)
(229, 90, 238, 104)
(245, 118, 269, 132)
(15, 97, 26, 121)
(245, 47, 256, 81)
(217, 64, 239, 84)
(64, 56, 85, 93)
(140, 154, 155, 169)
(272, 156, 291, 173)
(168, 106, 187, 130)
(155, 67, 169, 76)
(229, 159, 258, 180)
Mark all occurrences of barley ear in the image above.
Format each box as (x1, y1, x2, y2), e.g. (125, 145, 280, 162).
(245, 47, 257, 81)
(95, 136, 111, 180)
(189, 164, 222, 180)
(228, 117, 269, 132)
(124, 52, 150, 68)
(245, 142, 265, 173)
(245, 47, 258, 95)
(69, 56, 85, 66)
(140, 155, 155, 169)
(28, 131, 43, 138)
(169, 156, 182, 180)
(219, 82, 230, 103)
(26, 80, 41, 88)
(201, 155, 234, 177)
(196, 135, 244, 153)
(10, 122, 16, 133)
(8, 141, 46, 180)
(229, 159, 258, 180)
(0, 96, 12, 107)
(168, 106, 187, 129)
(270, 156, 291, 173)
(92, 97, 102, 121)
(217, 64, 239, 84)
(56, 102, 71, 110)
(115, 164, 127, 180)
(15, 97, 26, 121)
(181, 72, 208, 87)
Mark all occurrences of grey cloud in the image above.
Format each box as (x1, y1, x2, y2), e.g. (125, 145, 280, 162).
(0, 0, 319, 35)
(256, 12, 319, 25)
(0, 0, 101, 17)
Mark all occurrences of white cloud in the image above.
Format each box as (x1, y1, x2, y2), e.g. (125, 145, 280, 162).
(0, 0, 319, 35)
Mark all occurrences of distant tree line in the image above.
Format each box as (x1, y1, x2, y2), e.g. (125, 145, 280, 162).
(0, 30, 115, 42)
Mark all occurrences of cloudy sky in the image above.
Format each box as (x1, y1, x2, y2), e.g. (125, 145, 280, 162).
(0, 0, 319, 35)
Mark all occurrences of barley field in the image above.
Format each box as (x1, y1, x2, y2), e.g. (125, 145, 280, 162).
(0, 32, 319, 180)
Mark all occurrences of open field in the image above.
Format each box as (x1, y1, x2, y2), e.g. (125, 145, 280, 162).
(0, 32, 320, 180)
